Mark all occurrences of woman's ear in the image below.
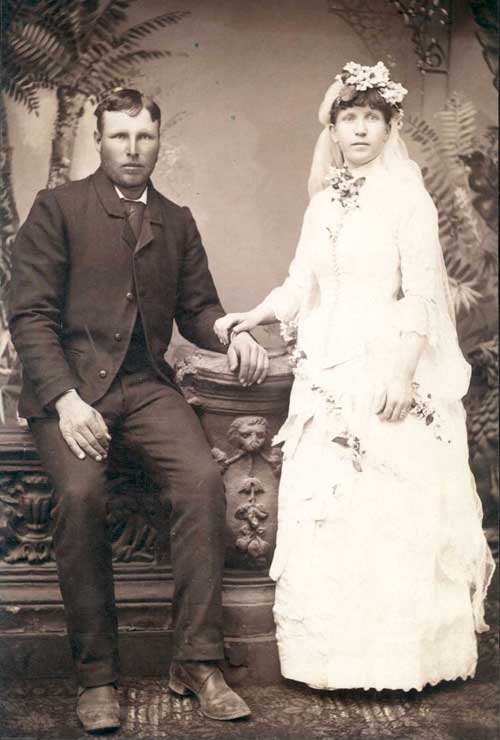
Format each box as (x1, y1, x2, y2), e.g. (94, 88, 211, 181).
(329, 123, 338, 144)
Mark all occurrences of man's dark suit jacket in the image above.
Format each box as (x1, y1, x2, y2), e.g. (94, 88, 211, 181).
(9, 167, 226, 418)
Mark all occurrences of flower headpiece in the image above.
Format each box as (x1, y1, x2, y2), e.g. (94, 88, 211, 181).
(308, 61, 415, 199)
(335, 61, 407, 108)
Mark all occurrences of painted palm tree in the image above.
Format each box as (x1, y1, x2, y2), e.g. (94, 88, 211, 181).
(0, 0, 189, 423)
(11, 1, 189, 188)
(1, 0, 46, 296)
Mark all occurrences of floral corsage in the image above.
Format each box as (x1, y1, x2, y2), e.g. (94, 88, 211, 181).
(327, 166, 366, 213)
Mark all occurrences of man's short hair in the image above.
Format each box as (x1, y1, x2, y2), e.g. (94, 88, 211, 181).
(94, 88, 161, 133)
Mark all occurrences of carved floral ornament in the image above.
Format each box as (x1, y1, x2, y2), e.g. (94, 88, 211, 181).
(212, 417, 282, 568)
(0, 472, 54, 564)
(0, 470, 163, 566)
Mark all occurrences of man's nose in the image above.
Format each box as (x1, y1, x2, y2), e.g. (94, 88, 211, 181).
(126, 138, 138, 156)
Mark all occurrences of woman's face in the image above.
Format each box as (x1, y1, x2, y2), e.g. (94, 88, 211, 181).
(330, 105, 389, 169)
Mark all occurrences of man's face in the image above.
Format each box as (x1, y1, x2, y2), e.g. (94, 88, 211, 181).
(94, 108, 160, 195)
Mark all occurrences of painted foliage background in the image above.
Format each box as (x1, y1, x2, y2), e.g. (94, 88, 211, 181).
(0, 0, 498, 526)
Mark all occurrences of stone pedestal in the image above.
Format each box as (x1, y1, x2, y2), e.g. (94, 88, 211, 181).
(0, 350, 293, 685)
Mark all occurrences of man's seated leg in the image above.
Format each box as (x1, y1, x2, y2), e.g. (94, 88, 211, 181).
(30, 417, 121, 730)
(118, 371, 250, 719)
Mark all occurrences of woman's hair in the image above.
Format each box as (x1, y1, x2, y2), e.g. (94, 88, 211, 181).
(94, 88, 161, 133)
(329, 87, 396, 125)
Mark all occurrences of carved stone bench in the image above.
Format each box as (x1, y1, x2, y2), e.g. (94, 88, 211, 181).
(0, 349, 293, 685)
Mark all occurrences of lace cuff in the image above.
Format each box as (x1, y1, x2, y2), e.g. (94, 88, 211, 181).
(395, 294, 438, 347)
(262, 285, 301, 325)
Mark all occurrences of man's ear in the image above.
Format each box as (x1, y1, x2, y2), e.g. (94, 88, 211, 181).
(94, 130, 102, 153)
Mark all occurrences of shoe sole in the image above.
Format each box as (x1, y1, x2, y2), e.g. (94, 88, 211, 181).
(77, 718, 121, 733)
(168, 679, 251, 721)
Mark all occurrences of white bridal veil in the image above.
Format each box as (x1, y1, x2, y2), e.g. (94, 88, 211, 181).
(307, 78, 420, 199)
(306, 75, 471, 401)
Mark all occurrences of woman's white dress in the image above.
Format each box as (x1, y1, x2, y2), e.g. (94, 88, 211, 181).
(264, 164, 494, 692)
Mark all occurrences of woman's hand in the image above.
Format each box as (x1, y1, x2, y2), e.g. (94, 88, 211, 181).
(214, 311, 261, 345)
(373, 374, 413, 422)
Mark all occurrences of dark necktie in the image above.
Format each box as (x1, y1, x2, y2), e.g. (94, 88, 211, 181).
(122, 199, 146, 240)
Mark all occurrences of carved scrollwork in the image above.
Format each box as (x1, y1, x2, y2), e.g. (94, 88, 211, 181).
(328, 0, 451, 75)
(106, 469, 171, 564)
(0, 472, 54, 563)
(0, 468, 169, 566)
(388, 0, 451, 72)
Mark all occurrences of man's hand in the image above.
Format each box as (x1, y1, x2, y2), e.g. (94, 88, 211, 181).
(373, 375, 413, 422)
(55, 390, 111, 461)
(227, 332, 269, 387)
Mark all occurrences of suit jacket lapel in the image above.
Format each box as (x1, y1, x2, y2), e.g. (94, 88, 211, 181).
(91, 168, 163, 253)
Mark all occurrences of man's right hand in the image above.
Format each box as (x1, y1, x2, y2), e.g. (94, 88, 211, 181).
(54, 390, 111, 461)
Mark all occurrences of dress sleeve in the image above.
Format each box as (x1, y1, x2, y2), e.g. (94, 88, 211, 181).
(261, 201, 316, 323)
(395, 186, 444, 346)
(395, 183, 471, 399)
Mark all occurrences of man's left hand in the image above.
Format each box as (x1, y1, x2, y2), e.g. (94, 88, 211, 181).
(227, 332, 269, 386)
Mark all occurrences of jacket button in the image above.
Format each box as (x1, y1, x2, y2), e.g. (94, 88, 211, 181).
(126, 292, 135, 302)
(114, 333, 122, 342)
(99, 370, 107, 379)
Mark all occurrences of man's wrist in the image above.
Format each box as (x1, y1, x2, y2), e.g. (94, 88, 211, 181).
(54, 388, 78, 412)
(230, 330, 259, 346)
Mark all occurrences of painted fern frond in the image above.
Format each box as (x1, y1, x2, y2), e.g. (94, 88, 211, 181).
(404, 117, 441, 168)
(77, 49, 172, 89)
(448, 276, 484, 315)
(7, 21, 72, 78)
(118, 11, 190, 50)
(436, 93, 477, 164)
(82, 0, 131, 48)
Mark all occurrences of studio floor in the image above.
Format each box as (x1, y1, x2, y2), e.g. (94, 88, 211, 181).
(1, 593, 498, 740)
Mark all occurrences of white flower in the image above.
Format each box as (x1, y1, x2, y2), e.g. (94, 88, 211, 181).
(382, 82, 408, 105)
(336, 61, 407, 106)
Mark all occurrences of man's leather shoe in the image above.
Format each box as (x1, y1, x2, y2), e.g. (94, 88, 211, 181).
(168, 661, 251, 721)
(76, 684, 121, 733)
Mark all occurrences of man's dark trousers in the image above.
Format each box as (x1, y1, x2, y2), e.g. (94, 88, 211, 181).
(30, 369, 226, 689)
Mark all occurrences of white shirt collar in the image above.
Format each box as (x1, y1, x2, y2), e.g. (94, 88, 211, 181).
(114, 185, 148, 204)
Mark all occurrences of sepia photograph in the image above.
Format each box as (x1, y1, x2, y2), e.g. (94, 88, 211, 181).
(0, 1, 498, 739)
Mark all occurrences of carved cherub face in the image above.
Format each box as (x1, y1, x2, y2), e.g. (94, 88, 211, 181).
(229, 417, 268, 453)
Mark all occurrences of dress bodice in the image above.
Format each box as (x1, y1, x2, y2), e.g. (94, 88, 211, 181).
(263, 165, 471, 398)
(303, 176, 403, 364)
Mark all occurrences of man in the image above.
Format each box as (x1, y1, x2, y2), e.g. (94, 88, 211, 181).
(9, 89, 269, 732)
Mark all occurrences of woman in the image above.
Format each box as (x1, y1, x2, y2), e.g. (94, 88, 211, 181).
(214, 62, 494, 692)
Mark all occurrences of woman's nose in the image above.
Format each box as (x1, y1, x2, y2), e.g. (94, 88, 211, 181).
(354, 120, 367, 135)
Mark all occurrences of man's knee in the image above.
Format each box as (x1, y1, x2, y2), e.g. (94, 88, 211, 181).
(51, 467, 108, 522)
(177, 459, 226, 516)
